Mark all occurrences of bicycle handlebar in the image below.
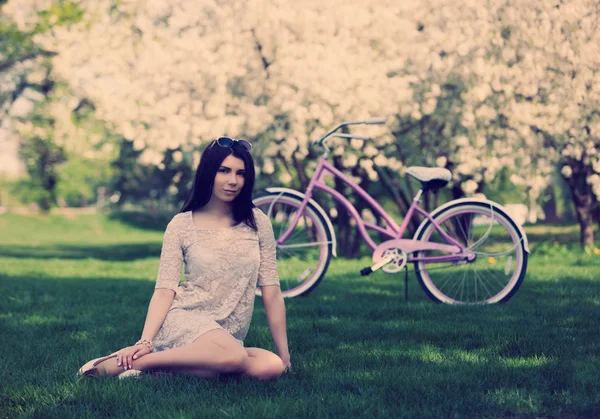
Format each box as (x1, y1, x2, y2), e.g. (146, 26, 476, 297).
(364, 117, 387, 125)
(328, 133, 371, 141)
(314, 116, 387, 145)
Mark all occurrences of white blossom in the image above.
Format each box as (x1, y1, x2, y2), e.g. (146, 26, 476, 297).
(462, 179, 478, 195)
(561, 165, 572, 178)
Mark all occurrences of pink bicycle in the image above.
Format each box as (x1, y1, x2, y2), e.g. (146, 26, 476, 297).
(253, 118, 530, 304)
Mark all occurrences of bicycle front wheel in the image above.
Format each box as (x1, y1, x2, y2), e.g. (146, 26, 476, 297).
(414, 201, 528, 304)
(253, 192, 332, 298)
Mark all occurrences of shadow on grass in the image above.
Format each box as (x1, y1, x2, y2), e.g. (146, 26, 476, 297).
(523, 224, 583, 243)
(0, 242, 162, 261)
(108, 210, 173, 232)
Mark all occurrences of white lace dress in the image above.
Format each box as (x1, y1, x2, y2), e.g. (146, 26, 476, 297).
(151, 207, 279, 351)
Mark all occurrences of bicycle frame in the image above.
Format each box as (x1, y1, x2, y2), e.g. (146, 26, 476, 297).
(277, 156, 471, 264)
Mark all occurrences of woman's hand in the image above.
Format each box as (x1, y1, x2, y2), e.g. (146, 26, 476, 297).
(116, 344, 152, 370)
(280, 354, 292, 373)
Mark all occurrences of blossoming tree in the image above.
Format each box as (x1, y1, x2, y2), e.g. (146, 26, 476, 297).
(4, 0, 599, 247)
(496, 0, 600, 246)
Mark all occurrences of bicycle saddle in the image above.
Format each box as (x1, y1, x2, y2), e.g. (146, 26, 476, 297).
(406, 166, 452, 190)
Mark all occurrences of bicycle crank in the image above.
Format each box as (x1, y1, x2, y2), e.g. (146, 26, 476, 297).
(360, 248, 408, 276)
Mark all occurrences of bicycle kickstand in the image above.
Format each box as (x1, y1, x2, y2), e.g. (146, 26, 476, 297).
(404, 264, 408, 302)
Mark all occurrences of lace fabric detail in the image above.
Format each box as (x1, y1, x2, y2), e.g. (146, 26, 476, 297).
(152, 208, 279, 351)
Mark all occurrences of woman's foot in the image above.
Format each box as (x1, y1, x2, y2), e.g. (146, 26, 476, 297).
(78, 353, 141, 377)
(95, 356, 127, 376)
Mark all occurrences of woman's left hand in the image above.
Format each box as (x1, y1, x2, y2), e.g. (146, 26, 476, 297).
(281, 355, 292, 373)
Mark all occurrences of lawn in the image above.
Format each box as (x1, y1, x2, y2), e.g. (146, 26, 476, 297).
(0, 212, 599, 418)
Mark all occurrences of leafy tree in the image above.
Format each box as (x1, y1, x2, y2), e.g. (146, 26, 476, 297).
(110, 140, 195, 213)
(14, 117, 67, 212)
(2, 0, 88, 212)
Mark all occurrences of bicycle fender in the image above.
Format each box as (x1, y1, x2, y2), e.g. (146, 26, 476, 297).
(412, 198, 530, 253)
(265, 187, 338, 257)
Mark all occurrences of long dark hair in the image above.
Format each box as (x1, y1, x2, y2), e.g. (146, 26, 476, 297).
(180, 141, 257, 231)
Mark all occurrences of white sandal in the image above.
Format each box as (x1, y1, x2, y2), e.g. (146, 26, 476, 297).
(78, 352, 146, 378)
(117, 369, 143, 379)
(78, 352, 119, 376)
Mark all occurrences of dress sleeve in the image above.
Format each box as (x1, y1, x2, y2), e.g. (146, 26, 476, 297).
(155, 217, 183, 294)
(256, 210, 280, 287)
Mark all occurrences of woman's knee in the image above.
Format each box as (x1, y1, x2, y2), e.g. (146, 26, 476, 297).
(256, 355, 285, 381)
(222, 348, 249, 373)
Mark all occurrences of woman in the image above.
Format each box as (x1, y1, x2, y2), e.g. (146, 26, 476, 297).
(78, 137, 291, 380)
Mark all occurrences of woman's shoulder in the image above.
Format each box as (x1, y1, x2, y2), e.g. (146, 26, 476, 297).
(251, 207, 273, 230)
(252, 207, 268, 222)
(252, 207, 264, 217)
(166, 211, 191, 232)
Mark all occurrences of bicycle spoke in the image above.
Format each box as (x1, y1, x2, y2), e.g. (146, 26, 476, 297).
(457, 216, 471, 246)
(457, 270, 467, 302)
(473, 268, 494, 300)
(473, 268, 478, 302)
(488, 268, 512, 289)
(436, 269, 458, 293)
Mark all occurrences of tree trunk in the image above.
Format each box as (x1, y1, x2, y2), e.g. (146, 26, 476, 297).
(576, 207, 595, 248)
(336, 200, 355, 257)
(542, 183, 560, 223)
(39, 197, 52, 213)
(332, 156, 351, 257)
(351, 199, 366, 257)
(332, 155, 367, 258)
(564, 170, 595, 247)
(291, 153, 309, 190)
(450, 183, 465, 201)
(593, 202, 600, 228)
(423, 189, 431, 213)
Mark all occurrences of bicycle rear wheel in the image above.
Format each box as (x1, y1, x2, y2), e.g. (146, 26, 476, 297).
(414, 201, 528, 304)
(253, 192, 332, 298)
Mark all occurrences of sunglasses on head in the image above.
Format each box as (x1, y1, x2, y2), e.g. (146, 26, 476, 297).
(210, 136, 252, 152)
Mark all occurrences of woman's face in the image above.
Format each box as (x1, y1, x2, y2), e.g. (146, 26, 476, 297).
(212, 154, 246, 203)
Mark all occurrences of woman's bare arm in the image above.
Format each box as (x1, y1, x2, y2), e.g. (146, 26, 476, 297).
(116, 288, 175, 369)
(140, 288, 175, 343)
(262, 285, 291, 369)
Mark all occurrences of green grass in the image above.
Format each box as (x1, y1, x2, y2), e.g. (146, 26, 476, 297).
(1, 213, 599, 418)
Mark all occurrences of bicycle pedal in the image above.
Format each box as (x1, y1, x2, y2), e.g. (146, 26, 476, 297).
(360, 255, 394, 277)
(360, 267, 373, 276)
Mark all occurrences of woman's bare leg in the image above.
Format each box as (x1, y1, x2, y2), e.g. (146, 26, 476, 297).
(96, 329, 247, 376)
(240, 347, 286, 380)
(168, 347, 285, 381)
(95, 330, 285, 380)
